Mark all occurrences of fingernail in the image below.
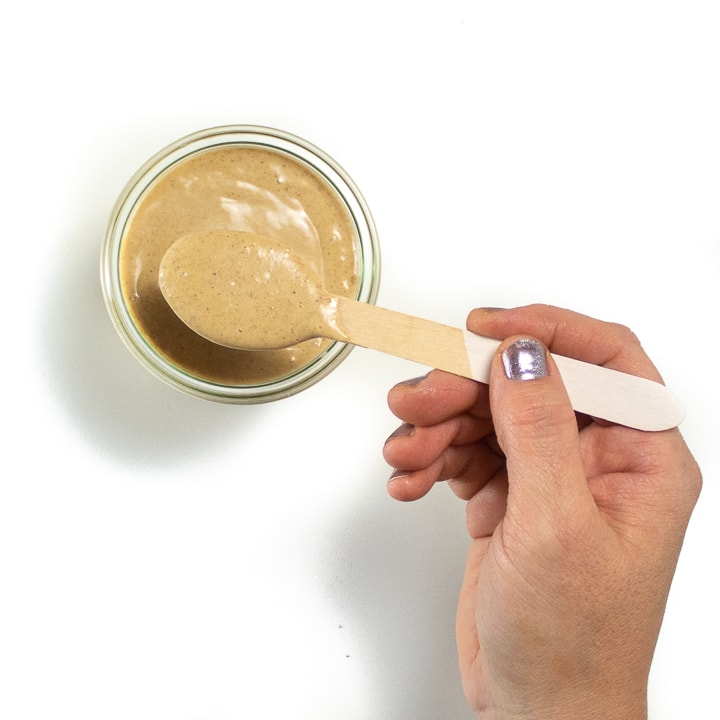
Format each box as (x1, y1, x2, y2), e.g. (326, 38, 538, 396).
(388, 468, 410, 484)
(502, 338, 548, 381)
(399, 374, 427, 387)
(385, 423, 414, 443)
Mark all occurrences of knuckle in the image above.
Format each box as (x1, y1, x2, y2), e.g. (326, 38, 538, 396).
(498, 397, 578, 465)
(607, 321, 643, 350)
(682, 454, 703, 506)
(505, 394, 576, 434)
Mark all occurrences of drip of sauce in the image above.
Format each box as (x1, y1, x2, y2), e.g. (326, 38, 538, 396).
(159, 230, 347, 350)
(118, 145, 359, 385)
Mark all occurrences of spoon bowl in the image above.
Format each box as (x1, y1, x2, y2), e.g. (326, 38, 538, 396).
(159, 230, 344, 350)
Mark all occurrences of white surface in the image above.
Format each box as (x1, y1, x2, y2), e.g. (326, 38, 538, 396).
(2, 2, 718, 718)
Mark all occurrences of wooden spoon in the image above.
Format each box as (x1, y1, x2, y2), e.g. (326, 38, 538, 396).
(159, 230, 684, 431)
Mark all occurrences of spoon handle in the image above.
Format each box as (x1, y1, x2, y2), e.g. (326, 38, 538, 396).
(335, 298, 684, 431)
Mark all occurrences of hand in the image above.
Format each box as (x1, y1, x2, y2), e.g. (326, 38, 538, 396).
(383, 305, 701, 719)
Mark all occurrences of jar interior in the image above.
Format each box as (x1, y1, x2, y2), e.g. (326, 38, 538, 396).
(102, 128, 379, 402)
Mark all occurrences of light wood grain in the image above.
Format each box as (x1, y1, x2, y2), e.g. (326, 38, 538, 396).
(336, 298, 473, 377)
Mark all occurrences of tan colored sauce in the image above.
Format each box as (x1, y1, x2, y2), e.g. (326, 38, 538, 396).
(119, 145, 359, 384)
(159, 231, 343, 350)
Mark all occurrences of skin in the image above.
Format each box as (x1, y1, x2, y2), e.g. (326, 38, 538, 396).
(383, 305, 702, 719)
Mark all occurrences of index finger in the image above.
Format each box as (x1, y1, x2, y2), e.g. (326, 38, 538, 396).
(467, 305, 665, 383)
(387, 370, 490, 427)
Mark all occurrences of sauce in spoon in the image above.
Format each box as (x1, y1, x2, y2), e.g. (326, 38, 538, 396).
(159, 230, 348, 350)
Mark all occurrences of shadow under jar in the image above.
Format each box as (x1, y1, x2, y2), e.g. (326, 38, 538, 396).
(101, 125, 380, 403)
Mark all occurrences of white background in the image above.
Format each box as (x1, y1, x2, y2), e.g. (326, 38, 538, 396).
(2, 2, 718, 718)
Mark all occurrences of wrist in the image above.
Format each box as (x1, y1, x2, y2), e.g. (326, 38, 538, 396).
(482, 692, 647, 720)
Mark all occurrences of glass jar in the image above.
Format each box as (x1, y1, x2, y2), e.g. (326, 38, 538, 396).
(101, 125, 380, 403)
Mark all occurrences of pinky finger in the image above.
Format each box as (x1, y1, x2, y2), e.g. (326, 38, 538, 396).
(387, 437, 505, 503)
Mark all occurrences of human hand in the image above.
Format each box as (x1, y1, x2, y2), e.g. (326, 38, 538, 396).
(383, 305, 701, 719)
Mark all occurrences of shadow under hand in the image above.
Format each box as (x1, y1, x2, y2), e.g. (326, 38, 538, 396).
(39, 224, 260, 470)
(326, 481, 476, 719)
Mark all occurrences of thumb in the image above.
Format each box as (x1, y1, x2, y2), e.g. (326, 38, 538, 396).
(491, 337, 593, 526)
